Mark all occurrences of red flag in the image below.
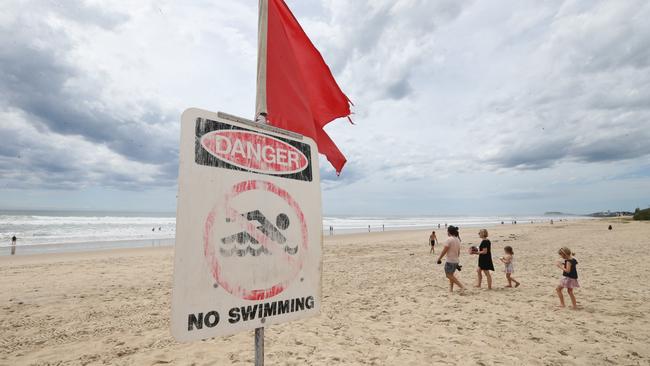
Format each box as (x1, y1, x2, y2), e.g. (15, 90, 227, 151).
(258, 0, 352, 174)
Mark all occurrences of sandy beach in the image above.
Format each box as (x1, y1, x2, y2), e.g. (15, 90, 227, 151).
(1, 219, 649, 365)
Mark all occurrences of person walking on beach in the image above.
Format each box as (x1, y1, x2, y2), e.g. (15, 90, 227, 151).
(429, 230, 438, 254)
(499, 246, 520, 288)
(11, 235, 17, 255)
(556, 247, 579, 309)
(436, 226, 465, 293)
(471, 229, 494, 289)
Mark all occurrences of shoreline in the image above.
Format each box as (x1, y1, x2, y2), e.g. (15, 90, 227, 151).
(1, 219, 648, 364)
(1, 218, 593, 257)
(0, 237, 174, 256)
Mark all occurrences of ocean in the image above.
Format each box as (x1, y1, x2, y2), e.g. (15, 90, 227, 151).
(0, 210, 584, 255)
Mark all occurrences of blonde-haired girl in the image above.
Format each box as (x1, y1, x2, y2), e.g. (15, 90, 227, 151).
(556, 247, 579, 309)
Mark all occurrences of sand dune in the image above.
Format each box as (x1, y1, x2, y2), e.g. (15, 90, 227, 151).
(1, 219, 649, 365)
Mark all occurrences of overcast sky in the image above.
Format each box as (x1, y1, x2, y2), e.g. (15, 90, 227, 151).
(1, 0, 649, 215)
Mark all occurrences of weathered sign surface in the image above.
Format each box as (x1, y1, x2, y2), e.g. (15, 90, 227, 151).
(171, 108, 322, 342)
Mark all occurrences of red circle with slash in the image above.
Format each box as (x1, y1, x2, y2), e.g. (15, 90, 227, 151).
(203, 180, 308, 300)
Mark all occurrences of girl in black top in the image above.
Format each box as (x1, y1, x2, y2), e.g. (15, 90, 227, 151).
(471, 229, 494, 289)
(556, 247, 579, 309)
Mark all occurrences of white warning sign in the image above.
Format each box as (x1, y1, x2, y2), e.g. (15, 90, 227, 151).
(171, 108, 322, 342)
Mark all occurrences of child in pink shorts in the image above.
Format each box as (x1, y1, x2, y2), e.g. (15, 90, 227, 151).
(555, 247, 579, 309)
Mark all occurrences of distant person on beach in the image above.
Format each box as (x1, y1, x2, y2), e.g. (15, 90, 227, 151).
(429, 231, 438, 254)
(499, 246, 520, 288)
(608, 225, 612, 230)
(471, 229, 494, 289)
(436, 226, 465, 292)
(11, 235, 17, 255)
(556, 247, 579, 309)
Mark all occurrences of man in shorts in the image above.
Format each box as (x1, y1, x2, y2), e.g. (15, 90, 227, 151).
(436, 226, 465, 293)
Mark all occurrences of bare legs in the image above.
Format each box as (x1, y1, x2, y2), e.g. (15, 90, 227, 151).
(505, 273, 520, 288)
(476, 269, 493, 289)
(556, 286, 565, 307)
(556, 287, 577, 308)
(485, 270, 492, 289)
(567, 288, 577, 308)
(446, 273, 465, 293)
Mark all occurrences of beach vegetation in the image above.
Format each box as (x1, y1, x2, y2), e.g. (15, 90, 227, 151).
(633, 208, 650, 221)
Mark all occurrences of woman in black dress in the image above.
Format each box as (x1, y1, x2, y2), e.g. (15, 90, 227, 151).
(472, 229, 494, 289)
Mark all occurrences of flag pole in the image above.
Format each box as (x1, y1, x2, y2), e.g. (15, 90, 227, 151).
(255, 1, 268, 365)
(255, 0, 269, 125)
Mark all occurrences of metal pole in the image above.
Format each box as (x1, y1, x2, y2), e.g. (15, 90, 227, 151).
(255, 2, 268, 365)
(255, 327, 264, 366)
(255, 0, 269, 121)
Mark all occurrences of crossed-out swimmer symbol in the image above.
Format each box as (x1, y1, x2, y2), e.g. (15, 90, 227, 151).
(204, 180, 309, 300)
(220, 210, 297, 257)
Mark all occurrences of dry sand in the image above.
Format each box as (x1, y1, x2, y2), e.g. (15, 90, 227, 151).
(1, 219, 649, 365)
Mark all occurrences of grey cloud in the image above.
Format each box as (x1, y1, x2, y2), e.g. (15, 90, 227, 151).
(12, 0, 130, 30)
(319, 159, 366, 189)
(0, 3, 178, 190)
(49, 0, 130, 29)
(572, 131, 650, 163)
(552, 3, 650, 74)
(386, 79, 412, 100)
(0, 115, 172, 191)
(484, 125, 650, 170)
(0, 31, 177, 165)
(316, 0, 469, 102)
(473, 1, 650, 171)
(485, 138, 571, 170)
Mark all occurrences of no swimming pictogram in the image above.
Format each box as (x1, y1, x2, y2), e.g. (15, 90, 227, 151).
(203, 180, 309, 301)
(172, 109, 321, 341)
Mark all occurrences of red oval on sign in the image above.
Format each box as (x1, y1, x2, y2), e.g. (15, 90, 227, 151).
(200, 130, 309, 175)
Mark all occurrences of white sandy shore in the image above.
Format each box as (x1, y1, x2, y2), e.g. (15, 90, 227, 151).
(1, 219, 649, 365)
